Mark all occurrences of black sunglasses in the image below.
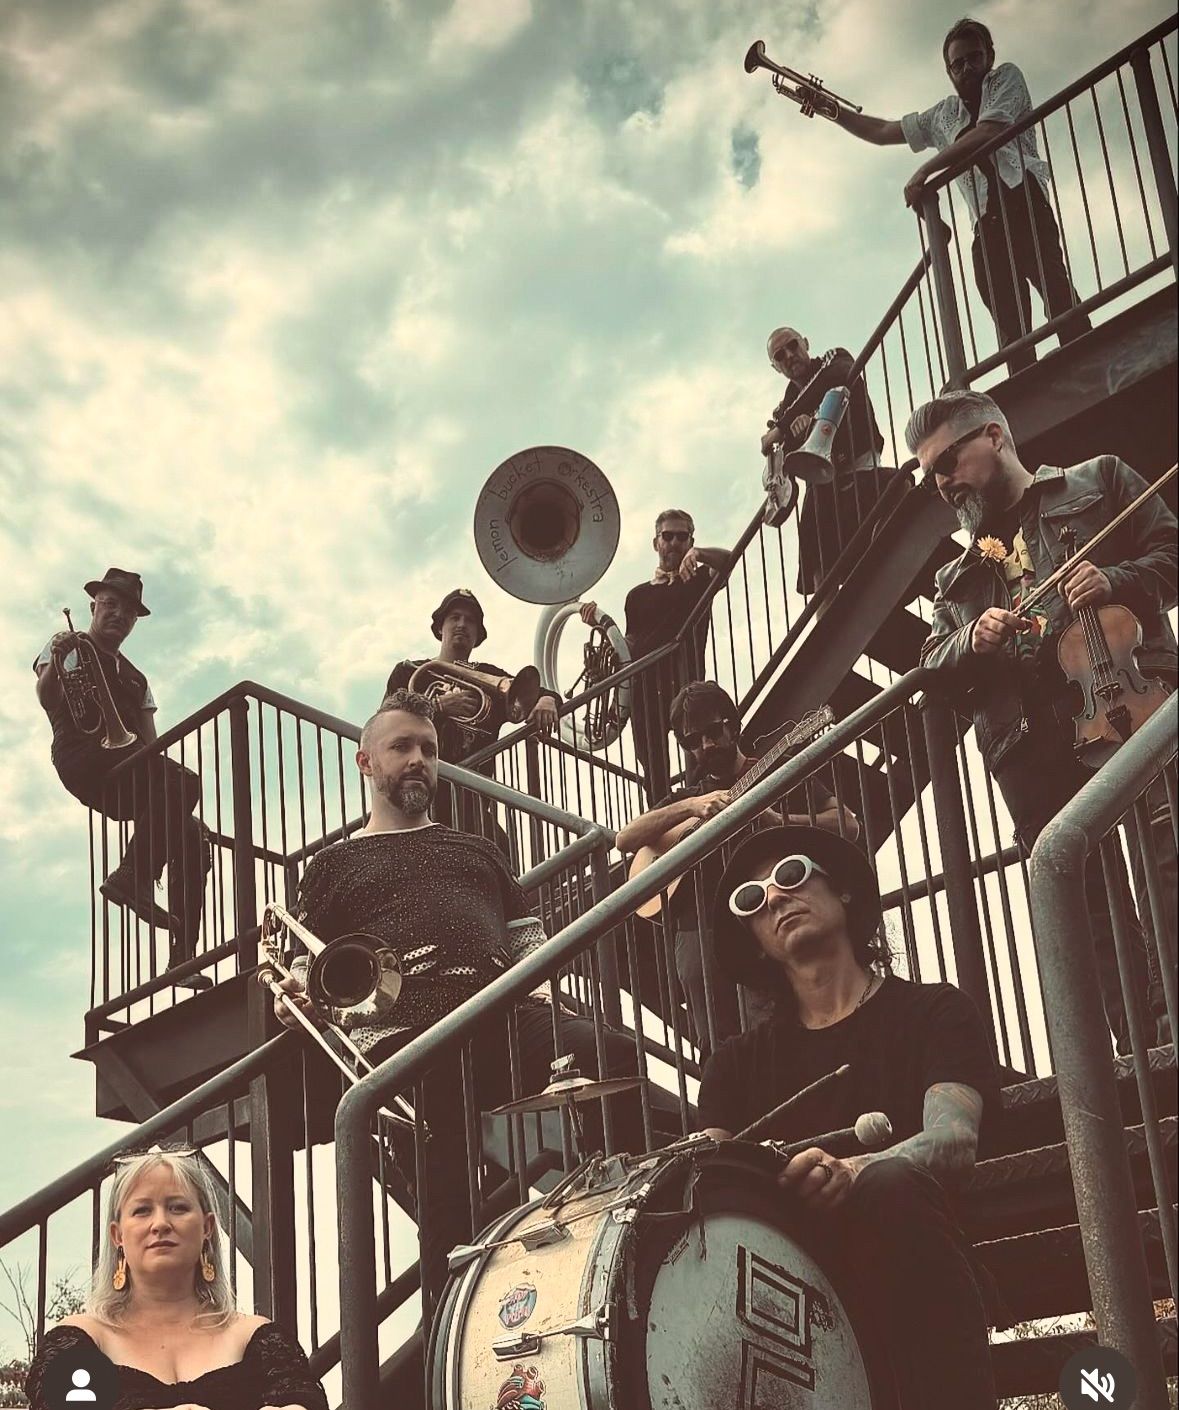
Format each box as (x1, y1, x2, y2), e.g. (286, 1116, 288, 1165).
(929, 424, 990, 481)
(677, 719, 729, 751)
(659, 530, 691, 543)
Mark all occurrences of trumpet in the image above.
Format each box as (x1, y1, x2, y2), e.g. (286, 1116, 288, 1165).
(407, 659, 542, 734)
(259, 902, 417, 1130)
(743, 41, 862, 122)
(51, 608, 137, 750)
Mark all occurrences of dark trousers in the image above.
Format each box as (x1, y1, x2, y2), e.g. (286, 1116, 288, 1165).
(378, 1002, 651, 1315)
(630, 667, 677, 805)
(972, 176, 1091, 374)
(57, 748, 210, 958)
(813, 1159, 996, 1410)
(996, 738, 1172, 1052)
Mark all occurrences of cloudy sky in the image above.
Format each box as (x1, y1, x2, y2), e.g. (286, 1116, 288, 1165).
(0, 0, 1172, 1345)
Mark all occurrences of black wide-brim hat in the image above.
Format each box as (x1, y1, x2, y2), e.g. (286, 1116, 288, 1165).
(84, 568, 150, 617)
(430, 588, 487, 646)
(713, 825, 881, 988)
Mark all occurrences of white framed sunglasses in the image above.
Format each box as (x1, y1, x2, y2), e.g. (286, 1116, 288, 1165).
(728, 854, 828, 918)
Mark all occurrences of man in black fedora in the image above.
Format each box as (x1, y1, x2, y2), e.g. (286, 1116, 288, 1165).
(34, 569, 210, 986)
(697, 824, 999, 1409)
(384, 588, 561, 844)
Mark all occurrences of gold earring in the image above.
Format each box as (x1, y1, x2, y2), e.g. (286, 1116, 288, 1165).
(200, 1241, 215, 1284)
(112, 1248, 127, 1291)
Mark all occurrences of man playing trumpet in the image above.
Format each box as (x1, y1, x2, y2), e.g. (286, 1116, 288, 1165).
(33, 569, 210, 983)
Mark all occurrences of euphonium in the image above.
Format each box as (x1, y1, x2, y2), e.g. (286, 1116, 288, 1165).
(51, 608, 137, 750)
(407, 659, 542, 732)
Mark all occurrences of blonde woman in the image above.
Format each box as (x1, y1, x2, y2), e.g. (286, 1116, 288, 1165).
(25, 1150, 326, 1410)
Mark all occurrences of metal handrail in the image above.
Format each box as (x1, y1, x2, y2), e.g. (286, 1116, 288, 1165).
(924, 14, 1178, 199)
(335, 666, 936, 1408)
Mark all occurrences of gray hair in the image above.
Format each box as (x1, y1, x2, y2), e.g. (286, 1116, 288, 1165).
(904, 390, 1012, 456)
(655, 508, 695, 535)
(90, 1151, 234, 1327)
(363, 689, 437, 752)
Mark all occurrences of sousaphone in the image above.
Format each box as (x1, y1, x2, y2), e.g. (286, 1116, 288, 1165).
(474, 447, 632, 750)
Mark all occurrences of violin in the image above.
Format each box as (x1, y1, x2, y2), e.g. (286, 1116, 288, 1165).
(1054, 525, 1171, 769)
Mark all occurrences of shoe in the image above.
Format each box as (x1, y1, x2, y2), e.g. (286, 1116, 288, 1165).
(167, 945, 213, 991)
(100, 867, 178, 931)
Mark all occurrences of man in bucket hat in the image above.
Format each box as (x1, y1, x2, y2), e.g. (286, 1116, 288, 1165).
(34, 569, 211, 986)
(697, 824, 1000, 1409)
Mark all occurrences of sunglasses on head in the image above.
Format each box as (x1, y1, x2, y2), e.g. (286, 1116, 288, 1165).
(677, 719, 727, 751)
(729, 855, 828, 918)
(929, 424, 990, 481)
(659, 529, 691, 543)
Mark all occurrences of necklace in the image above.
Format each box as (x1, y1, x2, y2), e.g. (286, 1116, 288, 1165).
(855, 972, 878, 1009)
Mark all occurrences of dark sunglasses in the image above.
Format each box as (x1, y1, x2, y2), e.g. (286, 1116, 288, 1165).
(948, 49, 987, 76)
(677, 719, 728, 751)
(929, 424, 990, 481)
(729, 855, 828, 918)
(659, 530, 691, 543)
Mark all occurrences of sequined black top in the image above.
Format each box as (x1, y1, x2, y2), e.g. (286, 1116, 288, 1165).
(25, 1322, 327, 1410)
(293, 825, 541, 1050)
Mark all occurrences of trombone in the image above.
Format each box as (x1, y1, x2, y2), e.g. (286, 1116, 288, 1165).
(259, 902, 417, 1131)
(743, 40, 862, 122)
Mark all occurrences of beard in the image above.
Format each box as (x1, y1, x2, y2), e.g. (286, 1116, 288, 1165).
(373, 770, 435, 816)
(954, 489, 991, 538)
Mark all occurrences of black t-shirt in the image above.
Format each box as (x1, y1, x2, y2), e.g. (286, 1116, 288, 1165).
(293, 825, 537, 1046)
(655, 763, 837, 932)
(33, 636, 155, 771)
(624, 570, 713, 669)
(697, 976, 1000, 1152)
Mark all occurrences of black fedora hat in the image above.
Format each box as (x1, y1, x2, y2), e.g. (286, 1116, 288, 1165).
(83, 568, 150, 617)
(430, 588, 487, 647)
(713, 825, 881, 987)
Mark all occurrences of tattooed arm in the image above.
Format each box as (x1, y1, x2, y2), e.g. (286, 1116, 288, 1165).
(777, 1082, 984, 1210)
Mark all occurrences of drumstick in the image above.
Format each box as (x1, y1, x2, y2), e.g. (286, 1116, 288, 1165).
(771, 1110, 894, 1160)
(734, 1063, 851, 1142)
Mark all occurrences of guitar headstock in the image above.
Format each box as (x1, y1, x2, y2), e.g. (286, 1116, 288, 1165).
(747, 704, 835, 760)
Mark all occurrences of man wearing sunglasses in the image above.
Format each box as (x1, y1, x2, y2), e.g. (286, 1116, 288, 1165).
(761, 326, 889, 590)
(583, 511, 730, 803)
(820, 18, 1088, 374)
(698, 823, 1000, 1409)
(616, 682, 857, 1056)
(911, 388, 1176, 1053)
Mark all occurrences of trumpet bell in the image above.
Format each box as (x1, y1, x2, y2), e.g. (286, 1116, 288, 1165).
(474, 446, 620, 605)
(744, 39, 767, 73)
(307, 932, 403, 1031)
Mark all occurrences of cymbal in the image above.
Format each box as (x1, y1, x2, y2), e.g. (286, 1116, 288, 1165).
(487, 1075, 646, 1117)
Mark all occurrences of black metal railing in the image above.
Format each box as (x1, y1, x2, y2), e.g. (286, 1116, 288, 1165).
(914, 16, 1177, 387)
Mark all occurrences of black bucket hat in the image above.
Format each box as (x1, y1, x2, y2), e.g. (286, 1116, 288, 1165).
(713, 824, 881, 987)
(430, 588, 487, 647)
(84, 568, 150, 617)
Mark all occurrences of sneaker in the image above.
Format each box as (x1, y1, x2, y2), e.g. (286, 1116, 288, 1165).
(167, 945, 213, 991)
(100, 867, 178, 931)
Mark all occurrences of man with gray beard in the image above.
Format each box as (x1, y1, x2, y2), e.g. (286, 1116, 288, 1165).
(267, 690, 648, 1315)
(910, 390, 1176, 1052)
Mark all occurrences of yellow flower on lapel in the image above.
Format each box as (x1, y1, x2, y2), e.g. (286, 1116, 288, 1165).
(975, 535, 1008, 563)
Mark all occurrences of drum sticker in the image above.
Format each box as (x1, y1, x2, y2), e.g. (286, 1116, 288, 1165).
(735, 1245, 834, 1395)
(498, 1283, 539, 1330)
(494, 1362, 546, 1410)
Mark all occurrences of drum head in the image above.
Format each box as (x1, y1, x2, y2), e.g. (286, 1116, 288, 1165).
(618, 1143, 874, 1410)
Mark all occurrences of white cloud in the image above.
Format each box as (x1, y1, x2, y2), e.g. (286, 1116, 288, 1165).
(428, 0, 533, 66)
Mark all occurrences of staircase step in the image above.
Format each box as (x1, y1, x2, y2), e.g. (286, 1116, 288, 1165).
(993, 1045, 1177, 1156)
(991, 1314, 1176, 1397)
(964, 1116, 1177, 1240)
(866, 606, 930, 675)
(976, 1207, 1174, 1324)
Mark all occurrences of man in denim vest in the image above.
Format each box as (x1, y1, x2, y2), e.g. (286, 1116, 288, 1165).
(911, 389, 1176, 1051)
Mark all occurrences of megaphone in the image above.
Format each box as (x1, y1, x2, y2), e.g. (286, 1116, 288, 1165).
(781, 386, 850, 486)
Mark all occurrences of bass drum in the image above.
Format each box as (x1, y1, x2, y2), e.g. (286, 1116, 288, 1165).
(533, 602, 632, 753)
(427, 1141, 873, 1409)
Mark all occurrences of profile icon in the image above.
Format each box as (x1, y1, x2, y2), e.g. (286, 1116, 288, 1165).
(39, 1342, 116, 1410)
(66, 1368, 97, 1402)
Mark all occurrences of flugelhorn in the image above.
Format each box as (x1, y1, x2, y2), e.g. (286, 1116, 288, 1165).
(51, 607, 137, 749)
(259, 903, 417, 1130)
(407, 659, 543, 732)
(743, 41, 861, 122)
